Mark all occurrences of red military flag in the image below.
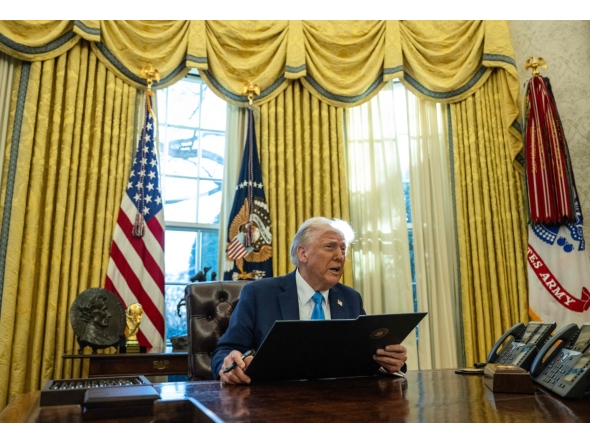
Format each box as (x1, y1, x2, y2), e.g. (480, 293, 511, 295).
(105, 93, 165, 348)
(525, 67, 590, 326)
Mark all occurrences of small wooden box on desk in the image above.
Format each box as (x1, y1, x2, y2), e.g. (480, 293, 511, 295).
(62, 346, 188, 378)
(483, 363, 534, 394)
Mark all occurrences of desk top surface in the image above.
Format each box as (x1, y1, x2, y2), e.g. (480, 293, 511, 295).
(156, 369, 590, 423)
(3, 369, 589, 422)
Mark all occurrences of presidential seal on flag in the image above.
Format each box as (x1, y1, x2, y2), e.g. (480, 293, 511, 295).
(224, 106, 273, 281)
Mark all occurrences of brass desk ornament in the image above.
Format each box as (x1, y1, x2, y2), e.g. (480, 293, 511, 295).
(121, 303, 146, 353)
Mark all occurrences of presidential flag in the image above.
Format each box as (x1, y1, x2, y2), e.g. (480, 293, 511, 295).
(105, 93, 165, 348)
(224, 107, 273, 280)
(525, 75, 590, 327)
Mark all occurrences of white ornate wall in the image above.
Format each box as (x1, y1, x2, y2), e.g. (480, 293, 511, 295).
(509, 21, 590, 238)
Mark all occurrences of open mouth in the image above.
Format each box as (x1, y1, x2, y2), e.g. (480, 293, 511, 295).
(329, 267, 341, 273)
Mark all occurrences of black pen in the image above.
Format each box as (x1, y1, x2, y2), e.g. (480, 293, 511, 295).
(223, 349, 256, 373)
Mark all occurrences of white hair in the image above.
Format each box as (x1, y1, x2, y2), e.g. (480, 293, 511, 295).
(290, 217, 355, 266)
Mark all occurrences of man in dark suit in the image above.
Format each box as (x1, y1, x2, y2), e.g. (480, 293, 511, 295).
(212, 217, 408, 383)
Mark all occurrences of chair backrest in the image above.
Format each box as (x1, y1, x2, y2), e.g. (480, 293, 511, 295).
(185, 280, 248, 380)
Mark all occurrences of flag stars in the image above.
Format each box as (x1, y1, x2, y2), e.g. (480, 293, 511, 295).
(148, 171, 156, 180)
(147, 122, 152, 131)
(150, 159, 157, 168)
(127, 181, 133, 189)
(133, 193, 141, 202)
(146, 182, 154, 192)
(155, 196, 162, 205)
(145, 195, 152, 203)
(144, 134, 151, 143)
(142, 207, 150, 215)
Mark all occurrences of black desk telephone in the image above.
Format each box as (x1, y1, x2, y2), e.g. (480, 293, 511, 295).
(486, 321, 556, 371)
(530, 323, 590, 398)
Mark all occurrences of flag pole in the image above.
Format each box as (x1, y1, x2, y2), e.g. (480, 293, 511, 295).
(133, 64, 161, 238)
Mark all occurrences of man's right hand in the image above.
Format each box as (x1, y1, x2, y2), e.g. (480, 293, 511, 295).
(219, 350, 254, 384)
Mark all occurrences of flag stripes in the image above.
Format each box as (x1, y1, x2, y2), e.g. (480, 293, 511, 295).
(105, 94, 165, 349)
(227, 237, 248, 259)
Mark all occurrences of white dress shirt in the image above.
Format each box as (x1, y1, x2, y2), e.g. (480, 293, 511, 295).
(295, 269, 331, 320)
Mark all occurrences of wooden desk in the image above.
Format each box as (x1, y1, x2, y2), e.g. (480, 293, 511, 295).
(2, 369, 590, 422)
(62, 347, 188, 377)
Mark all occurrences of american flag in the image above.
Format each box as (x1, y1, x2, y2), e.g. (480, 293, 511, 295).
(227, 234, 248, 260)
(105, 94, 165, 349)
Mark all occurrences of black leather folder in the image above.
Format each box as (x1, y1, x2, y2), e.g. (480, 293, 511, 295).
(245, 312, 427, 382)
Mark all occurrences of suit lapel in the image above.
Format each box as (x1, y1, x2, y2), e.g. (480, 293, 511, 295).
(278, 271, 300, 320)
(329, 286, 347, 319)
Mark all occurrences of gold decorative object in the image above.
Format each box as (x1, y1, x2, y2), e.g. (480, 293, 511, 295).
(125, 303, 144, 348)
(140, 63, 160, 115)
(153, 360, 169, 371)
(242, 81, 260, 106)
(525, 56, 547, 77)
(140, 63, 160, 90)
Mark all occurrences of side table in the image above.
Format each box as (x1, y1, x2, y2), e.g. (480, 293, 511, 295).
(62, 347, 188, 378)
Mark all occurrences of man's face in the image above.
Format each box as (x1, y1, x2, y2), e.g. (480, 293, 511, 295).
(297, 227, 346, 291)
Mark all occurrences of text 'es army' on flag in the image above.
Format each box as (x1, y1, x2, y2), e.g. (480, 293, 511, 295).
(105, 93, 165, 349)
(525, 73, 590, 327)
(224, 107, 273, 281)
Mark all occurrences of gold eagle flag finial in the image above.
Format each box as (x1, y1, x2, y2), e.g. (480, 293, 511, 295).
(525, 56, 547, 77)
(242, 81, 260, 106)
(140, 64, 161, 117)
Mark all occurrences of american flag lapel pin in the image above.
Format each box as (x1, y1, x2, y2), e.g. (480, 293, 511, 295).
(338, 299, 343, 306)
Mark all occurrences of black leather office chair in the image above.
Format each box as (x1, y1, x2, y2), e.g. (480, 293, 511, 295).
(184, 280, 248, 380)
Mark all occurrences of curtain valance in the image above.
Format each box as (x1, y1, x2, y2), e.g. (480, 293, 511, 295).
(0, 19, 522, 162)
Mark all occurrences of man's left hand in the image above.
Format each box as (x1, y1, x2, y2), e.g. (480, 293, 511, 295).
(373, 344, 407, 373)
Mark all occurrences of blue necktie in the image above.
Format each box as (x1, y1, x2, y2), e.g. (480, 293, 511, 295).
(311, 292, 325, 320)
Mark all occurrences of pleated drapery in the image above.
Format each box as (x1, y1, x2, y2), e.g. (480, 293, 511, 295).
(0, 21, 521, 158)
(346, 83, 416, 366)
(0, 52, 15, 203)
(0, 20, 529, 405)
(0, 41, 139, 409)
(347, 83, 463, 370)
(255, 80, 352, 285)
(449, 69, 529, 366)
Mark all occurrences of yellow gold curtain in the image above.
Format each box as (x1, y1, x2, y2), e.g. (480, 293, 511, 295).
(0, 19, 527, 403)
(0, 41, 138, 410)
(449, 69, 528, 366)
(255, 80, 352, 285)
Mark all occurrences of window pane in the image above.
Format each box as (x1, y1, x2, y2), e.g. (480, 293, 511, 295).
(162, 127, 199, 175)
(403, 181, 412, 224)
(165, 285, 187, 339)
(198, 179, 222, 224)
(200, 132, 225, 179)
(200, 230, 219, 278)
(200, 85, 227, 131)
(164, 177, 197, 223)
(165, 230, 199, 283)
(165, 81, 203, 127)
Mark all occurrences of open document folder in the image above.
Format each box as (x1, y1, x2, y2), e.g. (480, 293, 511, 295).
(245, 312, 427, 382)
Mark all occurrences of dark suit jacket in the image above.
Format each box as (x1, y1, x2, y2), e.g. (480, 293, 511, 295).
(211, 270, 366, 377)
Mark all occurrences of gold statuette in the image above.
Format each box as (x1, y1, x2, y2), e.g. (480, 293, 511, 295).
(125, 303, 144, 348)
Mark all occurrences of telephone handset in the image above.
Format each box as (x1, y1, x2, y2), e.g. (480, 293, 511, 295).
(530, 323, 590, 398)
(487, 321, 556, 371)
